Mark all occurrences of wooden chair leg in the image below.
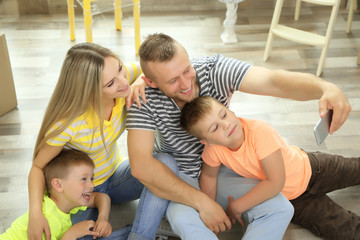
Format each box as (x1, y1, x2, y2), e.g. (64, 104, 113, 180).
(83, 0, 93, 42)
(114, 0, 122, 31)
(67, 0, 75, 41)
(133, 0, 140, 55)
(346, 0, 356, 33)
(295, 0, 302, 20)
(264, 0, 284, 61)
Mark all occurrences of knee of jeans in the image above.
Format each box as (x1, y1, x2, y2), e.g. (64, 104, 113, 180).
(153, 153, 179, 175)
(167, 202, 200, 232)
(276, 194, 294, 220)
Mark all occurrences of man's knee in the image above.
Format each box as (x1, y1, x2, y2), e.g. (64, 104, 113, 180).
(153, 153, 179, 175)
(264, 193, 294, 221)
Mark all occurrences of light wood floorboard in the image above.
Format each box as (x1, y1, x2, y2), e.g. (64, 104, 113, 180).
(0, 0, 359, 238)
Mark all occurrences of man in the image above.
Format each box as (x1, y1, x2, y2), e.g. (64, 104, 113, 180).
(126, 33, 351, 240)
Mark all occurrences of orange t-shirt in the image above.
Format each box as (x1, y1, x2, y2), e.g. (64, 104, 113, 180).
(202, 118, 312, 200)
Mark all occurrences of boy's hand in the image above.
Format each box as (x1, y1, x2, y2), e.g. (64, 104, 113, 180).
(61, 220, 99, 240)
(93, 219, 112, 239)
(225, 196, 244, 226)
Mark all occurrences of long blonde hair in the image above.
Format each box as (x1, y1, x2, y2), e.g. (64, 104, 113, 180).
(34, 43, 122, 159)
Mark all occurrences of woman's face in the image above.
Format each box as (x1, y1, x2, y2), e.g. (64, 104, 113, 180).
(102, 56, 130, 100)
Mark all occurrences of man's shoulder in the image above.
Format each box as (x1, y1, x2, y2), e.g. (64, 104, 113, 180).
(191, 54, 223, 66)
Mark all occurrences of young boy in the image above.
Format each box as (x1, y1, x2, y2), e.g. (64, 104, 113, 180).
(0, 149, 112, 240)
(180, 96, 360, 240)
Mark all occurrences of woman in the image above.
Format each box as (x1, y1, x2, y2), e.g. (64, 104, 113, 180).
(27, 42, 177, 240)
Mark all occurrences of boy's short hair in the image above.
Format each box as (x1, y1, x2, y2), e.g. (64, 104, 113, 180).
(43, 149, 94, 192)
(180, 96, 216, 139)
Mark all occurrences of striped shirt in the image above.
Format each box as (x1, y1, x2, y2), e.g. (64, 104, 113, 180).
(126, 54, 251, 179)
(46, 63, 141, 186)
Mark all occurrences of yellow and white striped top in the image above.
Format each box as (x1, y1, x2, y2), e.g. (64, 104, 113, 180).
(46, 63, 141, 186)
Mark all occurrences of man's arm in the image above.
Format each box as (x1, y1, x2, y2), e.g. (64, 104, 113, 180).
(239, 66, 351, 133)
(127, 129, 231, 232)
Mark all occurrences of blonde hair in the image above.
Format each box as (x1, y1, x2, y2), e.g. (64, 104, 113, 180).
(34, 43, 123, 158)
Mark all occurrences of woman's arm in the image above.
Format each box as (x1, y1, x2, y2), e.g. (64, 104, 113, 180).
(28, 144, 63, 240)
(125, 73, 147, 109)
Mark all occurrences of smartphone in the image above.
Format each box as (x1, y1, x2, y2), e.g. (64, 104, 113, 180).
(313, 110, 333, 145)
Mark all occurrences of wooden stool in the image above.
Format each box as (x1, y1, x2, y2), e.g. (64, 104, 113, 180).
(66, 0, 141, 54)
(263, 0, 341, 76)
(346, 0, 357, 33)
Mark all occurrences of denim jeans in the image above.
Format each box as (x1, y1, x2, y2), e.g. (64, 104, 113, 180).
(71, 155, 178, 240)
(166, 163, 294, 240)
(290, 151, 360, 240)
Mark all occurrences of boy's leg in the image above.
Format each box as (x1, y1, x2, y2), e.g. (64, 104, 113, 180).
(306, 152, 360, 194)
(291, 193, 360, 240)
(127, 153, 179, 240)
(166, 172, 218, 240)
(216, 165, 294, 240)
(289, 151, 360, 239)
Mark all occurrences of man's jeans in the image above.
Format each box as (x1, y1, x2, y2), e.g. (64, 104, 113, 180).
(71, 154, 178, 240)
(166, 161, 294, 240)
(290, 151, 360, 240)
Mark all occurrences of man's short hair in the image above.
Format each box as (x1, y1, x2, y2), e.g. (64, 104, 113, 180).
(139, 33, 179, 80)
(43, 149, 94, 192)
(139, 33, 177, 63)
(180, 96, 216, 139)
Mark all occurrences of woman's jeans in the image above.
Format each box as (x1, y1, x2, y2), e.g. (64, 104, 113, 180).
(71, 154, 178, 240)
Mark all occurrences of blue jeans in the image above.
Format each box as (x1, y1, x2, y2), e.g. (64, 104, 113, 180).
(71, 155, 178, 240)
(166, 162, 294, 240)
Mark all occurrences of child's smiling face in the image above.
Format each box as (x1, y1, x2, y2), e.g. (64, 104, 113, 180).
(196, 100, 244, 151)
(60, 164, 95, 212)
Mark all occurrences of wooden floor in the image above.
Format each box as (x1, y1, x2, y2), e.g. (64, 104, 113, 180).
(0, 0, 359, 239)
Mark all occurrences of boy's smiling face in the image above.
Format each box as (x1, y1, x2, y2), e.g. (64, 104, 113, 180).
(196, 100, 244, 151)
(58, 164, 95, 213)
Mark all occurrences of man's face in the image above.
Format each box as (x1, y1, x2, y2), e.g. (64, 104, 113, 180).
(196, 100, 244, 151)
(145, 44, 198, 108)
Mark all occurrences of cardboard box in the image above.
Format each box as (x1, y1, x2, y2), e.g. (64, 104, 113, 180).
(0, 33, 17, 117)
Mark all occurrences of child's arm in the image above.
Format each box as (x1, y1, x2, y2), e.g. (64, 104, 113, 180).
(225, 149, 285, 223)
(60, 220, 99, 240)
(199, 163, 220, 200)
(28, 144, 63, 240)
(199, 163, 231, 233)
(87, 192, 112, 238)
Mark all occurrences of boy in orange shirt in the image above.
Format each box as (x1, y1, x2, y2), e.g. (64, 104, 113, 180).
(180, 96, 360, 240)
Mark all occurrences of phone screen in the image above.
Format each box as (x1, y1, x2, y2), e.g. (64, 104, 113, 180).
(313, 110, 333, 145)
